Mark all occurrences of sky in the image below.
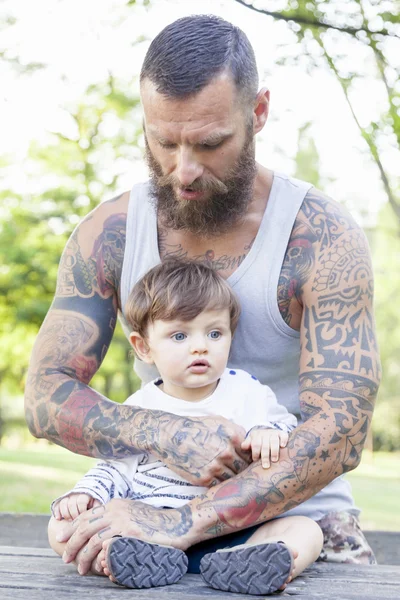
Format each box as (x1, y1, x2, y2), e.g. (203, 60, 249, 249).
(0, 0, 398, 227)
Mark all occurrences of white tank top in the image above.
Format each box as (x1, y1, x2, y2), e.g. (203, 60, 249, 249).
(118, 172, 359, 521)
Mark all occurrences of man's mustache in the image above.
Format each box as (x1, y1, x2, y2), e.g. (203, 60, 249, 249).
(156, 172, 229, 196)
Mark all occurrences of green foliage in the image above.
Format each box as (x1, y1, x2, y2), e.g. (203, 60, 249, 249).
(294, 123, 322, 187)
(0, 75, 144, 430)
(369, 204, 400, 450)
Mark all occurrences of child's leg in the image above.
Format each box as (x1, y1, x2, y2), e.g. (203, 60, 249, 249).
(48, 516, 104, 576)
(200, 515, 323, 595)
(244, 515, 323, 580)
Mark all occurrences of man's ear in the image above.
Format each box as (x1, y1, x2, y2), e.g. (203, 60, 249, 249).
(253, 87, 270, 134)
(129, 332, 154, 364)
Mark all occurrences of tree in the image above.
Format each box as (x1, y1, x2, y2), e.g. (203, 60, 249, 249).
(234, 0, 400, 228)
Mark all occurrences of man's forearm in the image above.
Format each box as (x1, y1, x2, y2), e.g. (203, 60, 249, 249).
(184, 424, 323, 543)
(25, 370, 247, 474)
(25, 370, 149, 457)
(181, 389, 374, 547)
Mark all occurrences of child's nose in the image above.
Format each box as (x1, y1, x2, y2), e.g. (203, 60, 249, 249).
(190, 336, 208, 354)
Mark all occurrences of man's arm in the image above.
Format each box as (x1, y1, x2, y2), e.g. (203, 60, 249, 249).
(24, 193, 131, 457)
(183, 191, 380, 537)
(24, 193, 249, 479)
(59, 189, 381, 569)
(182, 189, 381, 540)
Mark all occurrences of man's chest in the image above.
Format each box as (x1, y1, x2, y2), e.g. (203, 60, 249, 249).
(158, 228, 255, 279)
(157, 228, 303, 331)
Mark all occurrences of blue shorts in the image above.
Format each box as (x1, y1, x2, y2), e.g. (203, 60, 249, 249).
(185, 524, 260, 573)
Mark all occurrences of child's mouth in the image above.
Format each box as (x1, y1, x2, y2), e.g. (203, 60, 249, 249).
(188, 359, 210, 374)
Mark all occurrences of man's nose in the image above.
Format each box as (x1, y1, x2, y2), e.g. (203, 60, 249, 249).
(176, 147, 204, 187)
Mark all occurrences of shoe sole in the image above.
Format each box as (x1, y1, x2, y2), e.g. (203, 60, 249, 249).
(106, 536, 188, 588)
(200, 541, 293, 595)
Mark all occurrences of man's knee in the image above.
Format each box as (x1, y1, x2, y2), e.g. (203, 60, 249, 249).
(317, 511, 377, 565)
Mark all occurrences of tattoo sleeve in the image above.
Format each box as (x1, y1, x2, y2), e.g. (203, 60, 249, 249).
(24, 198, 172, 459)
(24, 200, 137, 457)
(184, 190, 381, 542)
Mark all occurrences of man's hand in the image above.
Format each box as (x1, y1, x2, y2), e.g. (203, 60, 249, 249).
(58, 499, 194, 575)
(241, 427, 289, 468)
(154, 414, 252, 486)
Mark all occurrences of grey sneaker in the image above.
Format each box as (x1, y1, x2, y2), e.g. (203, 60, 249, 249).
(200, 541, 293, 595)
(106, 536, 188, 588)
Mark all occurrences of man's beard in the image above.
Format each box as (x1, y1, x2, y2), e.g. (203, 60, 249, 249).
(144, 133, 257, 238)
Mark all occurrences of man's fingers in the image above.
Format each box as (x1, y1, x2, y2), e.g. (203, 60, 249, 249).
(215, 467, 236, 482)
(241, 438, 251, 451)
(225, 453, 251, 475)
(60, 504, 105, 551)
(75, 526, 112, 575)
(56, 518, 75, 543)
(235, 446, 253, 464)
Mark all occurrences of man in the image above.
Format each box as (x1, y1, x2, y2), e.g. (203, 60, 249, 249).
(25, 14, 380, 575)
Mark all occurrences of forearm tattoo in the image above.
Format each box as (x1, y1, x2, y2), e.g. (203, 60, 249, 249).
(127, 502, 193, 539)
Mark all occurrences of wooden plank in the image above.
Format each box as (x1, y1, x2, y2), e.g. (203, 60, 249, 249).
(1, 546, 400, 600)
(0, 513, 50, 548)
(364, 531, 400, 566)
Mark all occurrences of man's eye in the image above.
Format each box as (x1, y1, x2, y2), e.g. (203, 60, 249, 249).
(159, 141, 176, 149)
(208, 330, 221, 340)
(172, 332, 186, 341)
(201, 141, 222, 150)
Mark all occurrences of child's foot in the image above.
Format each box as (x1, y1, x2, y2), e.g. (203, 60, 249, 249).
(200, 541, 294, 595)
(101, 536, 188, 588)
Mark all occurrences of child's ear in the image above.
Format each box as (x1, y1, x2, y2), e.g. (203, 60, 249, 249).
(129, 332, 153, 364)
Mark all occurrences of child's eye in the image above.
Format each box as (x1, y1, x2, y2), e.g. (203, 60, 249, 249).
(208, 330, 221, 340)
(172, 332, 186, 341)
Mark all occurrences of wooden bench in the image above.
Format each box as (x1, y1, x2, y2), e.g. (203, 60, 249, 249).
(1, 513, 399, 599)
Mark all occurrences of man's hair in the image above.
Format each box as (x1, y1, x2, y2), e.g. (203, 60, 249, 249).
(125, 260, 241, 338)
(140, 15, 259, 106)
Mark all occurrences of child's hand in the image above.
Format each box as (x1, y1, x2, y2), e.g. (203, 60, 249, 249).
(241, 428, 289, 468)
(53, 493, 101, 521)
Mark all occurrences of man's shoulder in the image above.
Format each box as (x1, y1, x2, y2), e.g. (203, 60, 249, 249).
(295, 186, 365, 250)
(76, 190, 131, 240)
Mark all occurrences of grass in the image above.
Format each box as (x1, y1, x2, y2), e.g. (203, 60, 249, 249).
(0, 444, 95, 513)
(346, 451, 400, 531)
(0, 443, 399, 531)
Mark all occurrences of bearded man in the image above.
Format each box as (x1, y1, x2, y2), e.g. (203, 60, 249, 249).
(25, 14, 380, 580)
